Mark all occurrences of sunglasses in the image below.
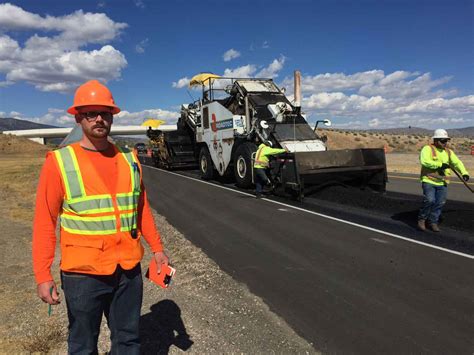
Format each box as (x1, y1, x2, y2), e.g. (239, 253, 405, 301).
(438, 139, 449, 144)
(80, 111, 113, 122)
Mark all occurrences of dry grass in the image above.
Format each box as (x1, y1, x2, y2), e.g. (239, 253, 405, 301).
(0, 154, 47, 223)
(319, 129, 474, 155)
(20, 319, 65, 353)
(387, 153, 474, 174)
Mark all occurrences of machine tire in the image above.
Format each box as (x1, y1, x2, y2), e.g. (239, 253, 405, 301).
(234, 142, 257, 188)
(199, 146, 214, 180)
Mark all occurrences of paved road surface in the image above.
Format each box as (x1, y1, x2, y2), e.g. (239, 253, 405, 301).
(143, 166, 474, 354)
(387, 173, 474, 203)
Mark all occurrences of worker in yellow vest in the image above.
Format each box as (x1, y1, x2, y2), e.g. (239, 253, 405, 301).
(253, 140, 287, 198)
(32, 80, 169, 353)
(417, 129, 469, 232)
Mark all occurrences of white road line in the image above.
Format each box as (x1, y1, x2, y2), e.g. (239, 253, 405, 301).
(144, 165, 474, 260)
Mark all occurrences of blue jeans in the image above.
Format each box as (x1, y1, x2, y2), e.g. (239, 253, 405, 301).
(61, 264, 143, 355)
(418, 182, 448, 224)
(254, 168, 269, 194)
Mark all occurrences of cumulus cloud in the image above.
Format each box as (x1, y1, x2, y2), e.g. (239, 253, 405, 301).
(172, 57, 286, 89)
(172, 77, 190, 89)
(257, 56, 285, 78)
(282, 69, 474, 129)
(222, 48, 240, 62)
(10, 107, 179, 127)
(116, 108, 178, 125)
(368, 118, 381, 127)
(10, 108, 75, 127)
(135, 38, 149, 54)
(223, 57, 285, 78)
(223, 64, 257, 78)
(0, 3, 128, 92)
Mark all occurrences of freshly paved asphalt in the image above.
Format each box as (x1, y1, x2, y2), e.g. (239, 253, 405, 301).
(143, 165, 474, 354)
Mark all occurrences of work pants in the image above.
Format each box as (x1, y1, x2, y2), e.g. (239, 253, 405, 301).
(254, 168, 269, 194)
(418, 182, 448, 224)
(61, 264, 143, 355)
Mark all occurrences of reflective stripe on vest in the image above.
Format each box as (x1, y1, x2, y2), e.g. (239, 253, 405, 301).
(54, 146, 140, 236)
(421, 145, 452, 183)
(254, 146, 268, 168)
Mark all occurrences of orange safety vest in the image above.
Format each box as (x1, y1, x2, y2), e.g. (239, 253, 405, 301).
(420, 145, 452, 184)
(53, 143, 144, 275)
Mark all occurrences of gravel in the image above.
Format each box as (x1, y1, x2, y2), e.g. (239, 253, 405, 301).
(0, 207, 316, 354)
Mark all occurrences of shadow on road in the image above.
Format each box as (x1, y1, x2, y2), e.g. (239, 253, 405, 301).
(140, 299, 193, 354)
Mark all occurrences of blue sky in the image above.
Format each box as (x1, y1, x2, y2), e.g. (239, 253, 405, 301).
(0, 0, 472, 129)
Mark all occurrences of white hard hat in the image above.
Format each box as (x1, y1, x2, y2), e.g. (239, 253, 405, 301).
(433, 129, 449, 139)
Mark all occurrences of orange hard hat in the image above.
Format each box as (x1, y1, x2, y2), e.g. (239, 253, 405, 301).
(67, 80, 120, 115)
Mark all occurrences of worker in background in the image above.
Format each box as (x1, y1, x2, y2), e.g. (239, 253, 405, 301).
(417, 128, 469, 232)
(32, 80, 169, 354)
(253, 140, 287, 198)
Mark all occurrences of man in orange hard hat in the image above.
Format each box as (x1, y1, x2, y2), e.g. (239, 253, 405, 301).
(32, 80, 169, 354)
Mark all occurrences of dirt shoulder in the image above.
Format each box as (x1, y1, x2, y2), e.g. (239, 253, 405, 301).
(386, 153, 474, 174)
(0, 136, 315, 353)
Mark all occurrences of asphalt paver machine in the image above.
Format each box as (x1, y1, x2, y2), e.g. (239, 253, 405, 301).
(147, 71, 387, 199)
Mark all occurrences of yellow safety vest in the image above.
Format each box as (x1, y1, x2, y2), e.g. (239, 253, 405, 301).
(420, 145, 452, 185)
(254, 144, 286, 169)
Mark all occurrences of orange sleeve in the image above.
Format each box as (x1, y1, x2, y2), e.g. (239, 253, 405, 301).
(32, 152, 65, 284)
(138, 183, 164, 253)
(135, 154, 163, 253)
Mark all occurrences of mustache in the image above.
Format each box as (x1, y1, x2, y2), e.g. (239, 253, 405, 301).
(92, 124, 108, 129)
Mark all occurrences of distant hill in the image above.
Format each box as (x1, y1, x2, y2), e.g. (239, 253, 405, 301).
(331, 126, 474, 138)
(0, 117, 58, 131)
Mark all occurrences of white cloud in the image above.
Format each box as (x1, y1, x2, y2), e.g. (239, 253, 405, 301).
(0, 4, 128, 93)
(172, 77, 190, 89)
(223, 48, 240, 62)
(332, 120, 363, 129)
(257, 56, 285, 78)
(262, 41, 269, 49)
(116, 108, 178, 125)
(359, 72, 452, 99)
(281, 69, 474, 129)
(368, 118, 381, 127)
(135, 38, 149, 54)
(223, 64, 257, 78)
(172, 57, 286, 90)
(10, 107, 179, 127)
(394, 95, 474, 114)
(282, 70, 385, 95)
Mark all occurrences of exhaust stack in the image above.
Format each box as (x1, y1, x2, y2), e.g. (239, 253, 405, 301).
(294, 70, 301, 114)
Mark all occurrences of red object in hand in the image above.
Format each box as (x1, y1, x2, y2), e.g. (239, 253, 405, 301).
(145, 258, 175, 288)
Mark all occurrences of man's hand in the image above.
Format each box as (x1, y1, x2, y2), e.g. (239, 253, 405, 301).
(37, 281, 60, 305)
(462, 175, 469, 182)
(153, 251, 169, 274)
